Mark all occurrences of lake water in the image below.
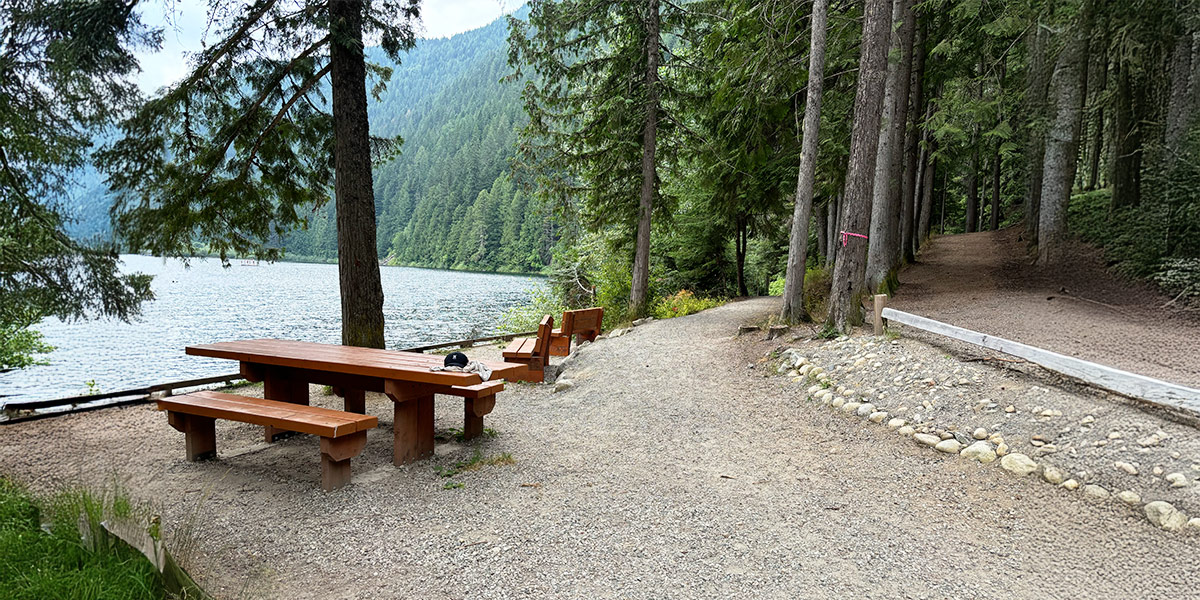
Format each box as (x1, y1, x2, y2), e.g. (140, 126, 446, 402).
(0, 256, 543, 404)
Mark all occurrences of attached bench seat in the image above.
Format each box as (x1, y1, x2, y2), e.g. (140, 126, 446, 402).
(157, 390, 378, 491)
(502, 315, 553, 383)
(549, 307, 604, 356)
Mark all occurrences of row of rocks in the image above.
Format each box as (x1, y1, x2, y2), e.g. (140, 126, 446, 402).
(780, 344, 1200, 535)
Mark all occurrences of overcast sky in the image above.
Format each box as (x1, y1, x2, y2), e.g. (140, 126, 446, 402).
(135, 0, 521, 93)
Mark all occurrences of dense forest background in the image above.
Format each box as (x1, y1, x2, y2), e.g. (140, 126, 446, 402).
(62, 1, 1200, 325)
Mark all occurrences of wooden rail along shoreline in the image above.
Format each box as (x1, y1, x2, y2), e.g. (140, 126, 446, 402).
(0, 329, 537, 424)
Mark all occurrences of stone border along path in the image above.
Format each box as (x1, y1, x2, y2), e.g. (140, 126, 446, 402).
(775, 336, 1200, 534)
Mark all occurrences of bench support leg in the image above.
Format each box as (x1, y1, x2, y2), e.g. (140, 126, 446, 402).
(263, 370, 309, 443)
(169, 412, 216, 461)
(319, 431, 368, 491)
(342, 388, 366, 414)
(462, 396, 496, 441)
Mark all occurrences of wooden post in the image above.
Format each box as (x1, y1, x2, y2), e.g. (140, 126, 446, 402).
(343, 388, 366, 414)
(319, 430, 368, 491)
(385, 381, 436, 465)
(168, 412, 216, 461)
(873, 294, 888, 336)
(462, 396, 496, 441)
(263, 367, 309, 442)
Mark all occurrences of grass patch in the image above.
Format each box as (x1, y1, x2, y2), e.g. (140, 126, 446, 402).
(0, 478, 165, 600)
(435, 450, 516, 479)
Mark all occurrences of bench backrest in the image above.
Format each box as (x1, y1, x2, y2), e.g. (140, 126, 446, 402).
(532, 314, 553, 357)
(561, 307, 603, 340)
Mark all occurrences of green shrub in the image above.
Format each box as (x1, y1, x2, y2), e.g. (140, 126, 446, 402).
(497, 285, 565, 334)
(652, 290, 724, 319)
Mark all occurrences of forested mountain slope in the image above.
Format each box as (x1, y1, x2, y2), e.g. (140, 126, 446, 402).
(278, 12, 550, 272)
(68, 11, 549, 273)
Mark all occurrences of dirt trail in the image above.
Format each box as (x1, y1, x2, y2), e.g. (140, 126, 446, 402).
(2, 298, 1198, 598)
(892, 228, 1200, 387)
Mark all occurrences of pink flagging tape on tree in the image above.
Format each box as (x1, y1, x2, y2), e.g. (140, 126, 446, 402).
(840, 231, 868, 246)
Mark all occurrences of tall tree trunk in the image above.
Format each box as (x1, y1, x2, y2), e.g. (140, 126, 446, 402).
(1087, 54, 1107, 190)
(330, 0, 385, 348)
(1166, 31, 1195, 152)
(990, 147, 1001, 230)
(917, 139, 936, 245)
(780, 0, 829, 323)
(865, 0, 916, 290)
(629, 0, 660, 318)
(1110, 60, 1141, 209)
(900, 15, 926, 264)
(1038, 3, 1092, 266)
(990, 59, 1006, 231)
(1025, 25, 1052, 247)
(826, 192, 840, 266)
(815, 202, 828, 262)
(735, 218, 748, 297)
(966, 54, 982, 233)
(826, 0, 892, 333)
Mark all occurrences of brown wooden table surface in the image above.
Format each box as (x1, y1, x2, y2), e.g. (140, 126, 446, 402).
(186, 339, 525, 464)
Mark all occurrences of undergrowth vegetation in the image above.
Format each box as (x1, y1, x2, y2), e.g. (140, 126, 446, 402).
(1069, 139, 1200, 308)
(0, 478, 163, 600)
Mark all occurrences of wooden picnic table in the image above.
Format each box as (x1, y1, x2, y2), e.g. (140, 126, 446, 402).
(185, 339, 525, 465)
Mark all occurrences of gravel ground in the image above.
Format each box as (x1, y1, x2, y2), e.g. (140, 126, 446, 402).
(2, 297, 1199, 599)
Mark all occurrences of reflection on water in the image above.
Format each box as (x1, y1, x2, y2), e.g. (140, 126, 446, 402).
(0, 256, 543, 403)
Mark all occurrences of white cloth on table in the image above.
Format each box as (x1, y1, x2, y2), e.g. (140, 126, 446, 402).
(429, 360, 492, 381)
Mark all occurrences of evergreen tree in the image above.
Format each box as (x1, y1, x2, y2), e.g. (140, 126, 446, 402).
(0, 0, 156, 369)
(100, 0, 420, 348)
(508, 0, 688, 317)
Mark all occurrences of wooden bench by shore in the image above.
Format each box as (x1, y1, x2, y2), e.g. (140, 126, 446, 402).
(158, 391, 377, 491)
(502, 315, 553, 383)
(549, 307, 603, 356)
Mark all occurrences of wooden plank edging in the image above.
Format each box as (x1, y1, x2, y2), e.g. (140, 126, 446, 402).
(881, 307, 1200, 414)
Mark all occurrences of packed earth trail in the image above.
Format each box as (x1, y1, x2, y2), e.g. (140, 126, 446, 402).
(2, 298, 1199, 599)
(891, 227, 1200, 387)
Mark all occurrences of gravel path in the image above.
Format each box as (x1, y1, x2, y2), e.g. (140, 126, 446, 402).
(2, 298, 1198, 599)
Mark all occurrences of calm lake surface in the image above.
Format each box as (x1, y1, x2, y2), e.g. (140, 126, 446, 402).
(0, 256, 543, 404)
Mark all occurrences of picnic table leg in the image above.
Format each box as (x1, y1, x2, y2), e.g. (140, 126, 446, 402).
(263, 368, 309, 443)
(343, 388, 366, 414)
(168, 412, 216, 461)
(462, 396, 496, 441)
(384, 381, 435, 465)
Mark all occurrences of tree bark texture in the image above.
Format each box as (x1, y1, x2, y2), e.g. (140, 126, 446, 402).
(965, 54, 982, 234)
(780, 0, 829, 323)
(900, 16, 926, 263)
(1087, 52, 1107, 190)
(1038, 5, 1091, 266)
(826, 0, 892, 333)
(815, 202, 828, 262)
(865, 0, 916, 291)
(1025, 25, 1051, 247)
(629, 0, 660, 318)
(826, 192, 840, 266)
(735, 218, 748, 297)
(917, 139, 936, 245)
(1166, 31, 1195, 152)
(1110, 60, 1141, 209)
(330, 0, 385, 349)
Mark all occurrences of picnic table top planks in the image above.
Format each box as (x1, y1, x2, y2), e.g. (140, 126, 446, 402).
(186, 339, 525, 387)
